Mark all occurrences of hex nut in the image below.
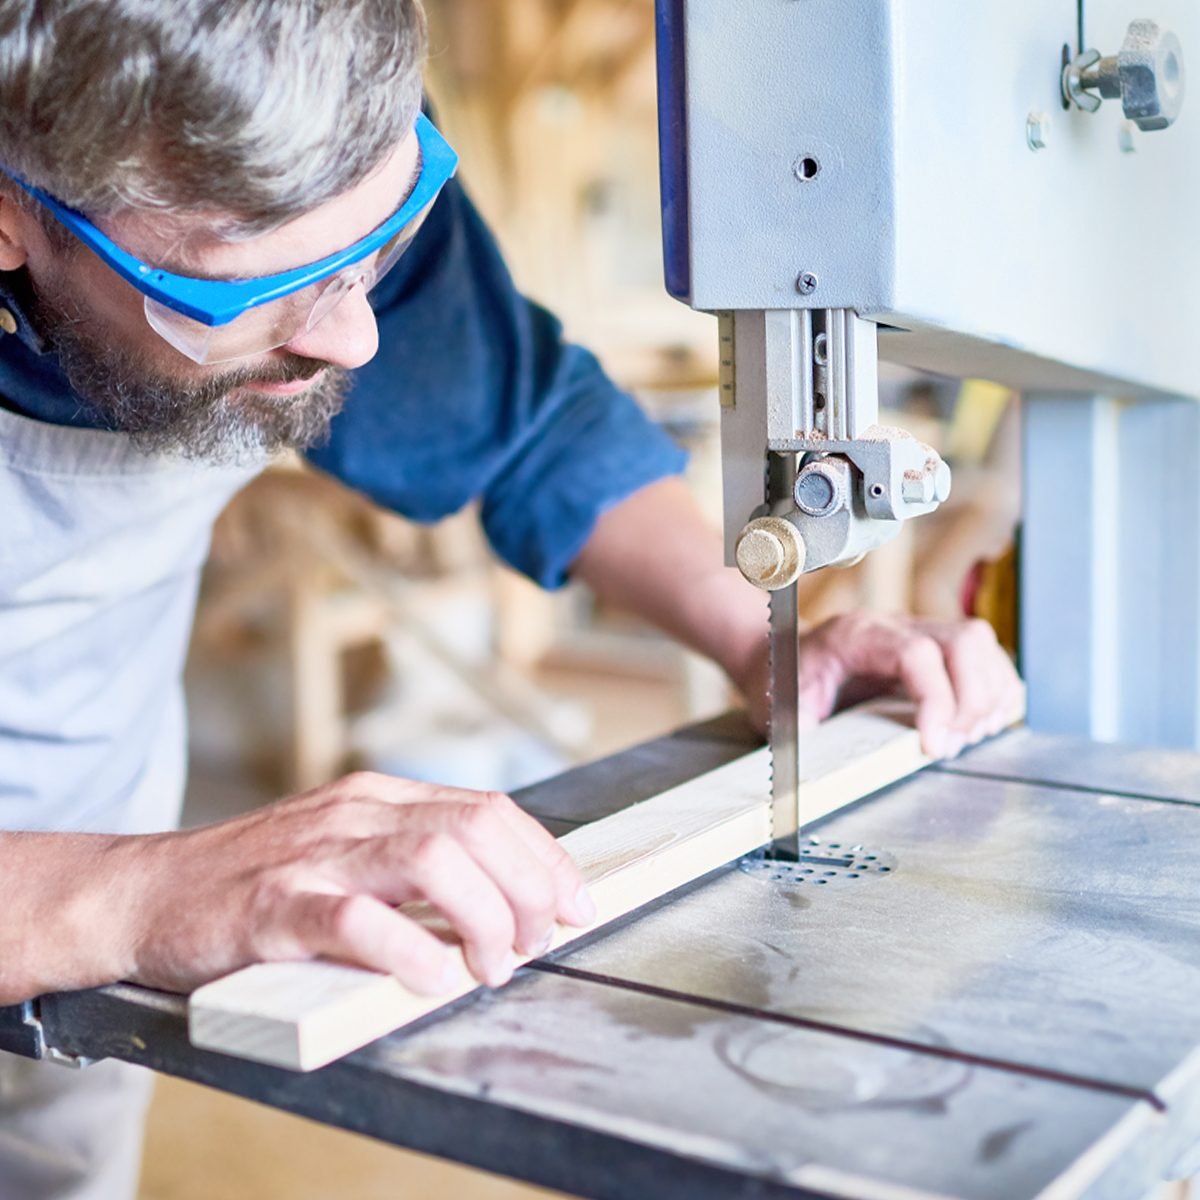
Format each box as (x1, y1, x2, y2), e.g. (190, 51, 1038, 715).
(1120, 19, 1185, 131)
(901, 461, 951, 506)
(901, 474, 934, 504)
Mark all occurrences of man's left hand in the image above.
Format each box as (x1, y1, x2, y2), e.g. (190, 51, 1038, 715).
(739, 612, 1024, 758)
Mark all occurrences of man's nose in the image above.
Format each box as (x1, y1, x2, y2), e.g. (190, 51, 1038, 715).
(283, 282, 379, 369)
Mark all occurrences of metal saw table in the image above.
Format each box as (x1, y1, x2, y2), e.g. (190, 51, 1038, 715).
(6, 715, 1200, 1200)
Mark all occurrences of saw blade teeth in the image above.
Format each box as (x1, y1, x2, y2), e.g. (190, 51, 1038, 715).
(768, 595, 777, 840)
(766, 592, 778, 831)
(761, 451, 801, 858)
(768, 581, 801, 850)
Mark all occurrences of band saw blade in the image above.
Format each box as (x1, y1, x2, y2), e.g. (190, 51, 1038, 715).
(766, 447, 801, 861)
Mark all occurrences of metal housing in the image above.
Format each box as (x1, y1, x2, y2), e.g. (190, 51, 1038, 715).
(663, 0, 1199, 401)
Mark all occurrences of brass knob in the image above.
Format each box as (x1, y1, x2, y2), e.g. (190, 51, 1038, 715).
(735, 517, 806, 590)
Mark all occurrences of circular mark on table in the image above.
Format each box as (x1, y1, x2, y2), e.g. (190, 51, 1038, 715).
(715, 1022, 970, 1113)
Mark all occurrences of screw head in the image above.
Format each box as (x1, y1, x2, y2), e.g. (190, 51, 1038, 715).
(1026, 111, 1050, 151)
(796, 271, 819, 295)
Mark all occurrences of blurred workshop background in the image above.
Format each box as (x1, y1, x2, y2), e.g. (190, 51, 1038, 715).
(139, 1, 1021, 1196)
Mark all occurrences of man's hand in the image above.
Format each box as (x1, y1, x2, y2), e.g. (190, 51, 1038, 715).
(738, 611, 1024, 757)
(574, 478, 1023, 760)
(108, 774, 595, 996)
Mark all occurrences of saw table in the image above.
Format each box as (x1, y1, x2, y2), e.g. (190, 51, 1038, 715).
(5, 714, 1200, 1200)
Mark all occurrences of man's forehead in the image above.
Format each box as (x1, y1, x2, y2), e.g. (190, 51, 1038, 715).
(102, 129, 421, 280)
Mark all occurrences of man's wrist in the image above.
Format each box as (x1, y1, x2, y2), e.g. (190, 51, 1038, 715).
(0, 831, 154, 1002)
(87, 833, 158, 985)
(683, 563, 769, 691)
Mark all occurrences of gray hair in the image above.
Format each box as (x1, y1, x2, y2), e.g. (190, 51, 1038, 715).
(0, 0, 427, 239)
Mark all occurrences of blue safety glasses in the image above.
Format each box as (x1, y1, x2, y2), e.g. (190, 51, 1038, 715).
(0, 113, 458, 363)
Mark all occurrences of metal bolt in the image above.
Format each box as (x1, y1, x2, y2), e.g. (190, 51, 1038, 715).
(1026, 111, 1050, 151)
(796, 271, 819, 295)
(1063, 20, 1186, 131)
(901, 461, 952, 506)
(1112, 19, 1186, 131)
(796, 470, 836, 515)
(794, 463, 845, 517)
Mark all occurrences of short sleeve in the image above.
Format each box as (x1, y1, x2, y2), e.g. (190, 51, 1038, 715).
(306, 177, 687, 589)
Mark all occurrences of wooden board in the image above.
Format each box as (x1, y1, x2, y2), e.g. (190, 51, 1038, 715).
(189, 700, 949, 1071)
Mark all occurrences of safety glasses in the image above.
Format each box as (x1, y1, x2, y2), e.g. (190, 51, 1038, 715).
(0, 113, 458, 363)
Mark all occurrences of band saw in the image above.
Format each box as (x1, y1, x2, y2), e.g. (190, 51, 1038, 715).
(4, 2, 1200, 1197)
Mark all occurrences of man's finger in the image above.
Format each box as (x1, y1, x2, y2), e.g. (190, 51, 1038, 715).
(932, 619, 1005, 738)
(307, 775, 593, 937)
(893, 633, 958, 757)
(365, 795, 584, 954)
(436, 795, 566, 955)
(337, 832, 519, 988)
(923, 618, 1023, 745)
(283, 891, 456, 996)
(491, 800, 596, 929)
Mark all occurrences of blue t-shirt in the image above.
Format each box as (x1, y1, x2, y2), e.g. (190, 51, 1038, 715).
(0, 177, 687, 589)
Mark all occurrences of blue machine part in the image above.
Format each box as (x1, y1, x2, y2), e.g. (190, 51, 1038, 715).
(655, 0, 691, 303)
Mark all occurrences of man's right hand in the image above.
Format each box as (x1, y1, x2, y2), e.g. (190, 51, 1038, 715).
(108, 773, 596, 997)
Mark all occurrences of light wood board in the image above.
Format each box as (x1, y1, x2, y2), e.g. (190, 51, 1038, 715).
(189, 700, 950, 1071)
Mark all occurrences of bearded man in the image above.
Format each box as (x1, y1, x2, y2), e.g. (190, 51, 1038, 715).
(0, 2, 1021, 1194)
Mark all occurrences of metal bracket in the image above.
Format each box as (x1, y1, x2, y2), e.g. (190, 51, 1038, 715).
(0, 1001, 45, 1060)
(0, 1000, 98, 1068)
(43, 1047, 99, 1070)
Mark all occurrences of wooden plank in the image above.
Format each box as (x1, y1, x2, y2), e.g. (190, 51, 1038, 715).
(188, 701, 958, 1071)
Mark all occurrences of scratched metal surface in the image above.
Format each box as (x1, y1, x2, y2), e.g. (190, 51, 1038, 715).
(364, 969, 1153, 1200)
(39, 973, 1157, 1200)
(562, 766, 1200, 1096)
(22, 720, 1200, 1199)
(938, 729, 1200, 807)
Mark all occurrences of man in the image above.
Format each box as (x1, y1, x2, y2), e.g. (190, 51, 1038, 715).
(0, 1, 1022, 1194)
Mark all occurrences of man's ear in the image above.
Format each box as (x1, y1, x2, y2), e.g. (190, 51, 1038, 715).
(0, 195, 32, 271)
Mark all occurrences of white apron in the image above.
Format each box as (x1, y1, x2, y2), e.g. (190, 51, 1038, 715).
(0, 403, 263, 1199)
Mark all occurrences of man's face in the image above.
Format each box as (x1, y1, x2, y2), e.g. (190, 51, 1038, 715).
(17, 127, 421, 462)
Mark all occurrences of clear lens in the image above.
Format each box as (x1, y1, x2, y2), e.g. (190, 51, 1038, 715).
(145, 290, 311, 365)
(143, 196, 436, 365)
(304, 206, 432, 337)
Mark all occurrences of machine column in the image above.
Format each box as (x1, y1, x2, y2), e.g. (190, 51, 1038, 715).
(1022, 392, 1200, 745)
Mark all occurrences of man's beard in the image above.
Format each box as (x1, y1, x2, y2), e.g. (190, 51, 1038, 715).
(26, 280, 350, 464)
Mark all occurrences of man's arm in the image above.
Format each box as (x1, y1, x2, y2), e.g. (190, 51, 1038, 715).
(314, 163, 1017, 751)
(572, 477, 1024, 759)
(308, 174, 687, 590)
(0, 776, 594, 1005)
